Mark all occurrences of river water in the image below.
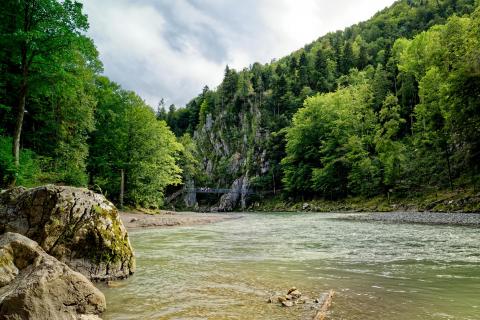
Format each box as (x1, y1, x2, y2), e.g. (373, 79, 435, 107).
(101, 213, 480, 320)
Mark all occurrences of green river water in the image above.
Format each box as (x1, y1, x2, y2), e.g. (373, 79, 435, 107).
(100, 213, 480, 320)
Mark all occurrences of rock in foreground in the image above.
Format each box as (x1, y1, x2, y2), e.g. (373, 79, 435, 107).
(0, 232, 106, 319)
(0, 185, 135, 281)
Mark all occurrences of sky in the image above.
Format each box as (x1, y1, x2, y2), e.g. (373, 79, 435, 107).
(81, 0, 396, 108)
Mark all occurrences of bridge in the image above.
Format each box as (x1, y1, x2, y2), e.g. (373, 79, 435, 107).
(166, 187, 279, 203)
(190, 188, 255, 195)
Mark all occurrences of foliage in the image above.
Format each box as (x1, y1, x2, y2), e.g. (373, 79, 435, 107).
(0, 1, 184, 208)
(0, 136, 42, 187)
(88, 77, 182, 208)
(1, 0, 479, 209)
(162, 0, 478, 201)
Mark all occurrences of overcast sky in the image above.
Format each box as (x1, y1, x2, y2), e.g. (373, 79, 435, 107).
(82, 0, 396, 108)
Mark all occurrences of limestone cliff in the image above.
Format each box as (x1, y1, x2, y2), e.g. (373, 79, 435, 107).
(193, 99, 271, 211)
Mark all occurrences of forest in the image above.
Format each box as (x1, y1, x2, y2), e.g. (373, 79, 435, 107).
(162, 0, 480, 205)
(1, 0, 480, 209)
(0, 0, 182, 207)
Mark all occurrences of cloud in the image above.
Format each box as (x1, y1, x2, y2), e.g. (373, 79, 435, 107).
(81, 0, 395, 107)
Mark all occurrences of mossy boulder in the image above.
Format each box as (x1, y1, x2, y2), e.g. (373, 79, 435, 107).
(0, 232, 106, 319)
(0, 185, 135, 281)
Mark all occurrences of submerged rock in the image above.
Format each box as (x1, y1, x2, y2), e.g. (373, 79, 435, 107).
(269, 287, 306, 308)
(281, 300, 294, 307)
(0, 185, 135, 281)
(0, 232, 106, 319)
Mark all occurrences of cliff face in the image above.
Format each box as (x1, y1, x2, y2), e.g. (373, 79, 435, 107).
(193, 98, 271, 210)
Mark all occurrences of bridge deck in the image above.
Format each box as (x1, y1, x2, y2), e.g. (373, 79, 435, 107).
(187, 188, 255, 195)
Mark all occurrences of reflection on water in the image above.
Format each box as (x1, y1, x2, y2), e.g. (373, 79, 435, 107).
(101, 213, 480, 320)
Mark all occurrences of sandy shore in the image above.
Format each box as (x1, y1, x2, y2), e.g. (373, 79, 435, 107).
(119, 210, 241, 230)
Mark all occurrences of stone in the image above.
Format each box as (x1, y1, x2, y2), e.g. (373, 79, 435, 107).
(213, 176, 250, 212)
(289, 289, 302, 299)
(281, 301, 294, 307)
(287, 287, 297, 294)
(183, 178, 197, 208)
(0, 232, 106, 319)
(0, 185, 135, 281)
(302, 203, 310, 210)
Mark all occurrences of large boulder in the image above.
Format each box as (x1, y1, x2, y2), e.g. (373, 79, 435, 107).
(0, 185, 135, 281)
(0, 232, 106, 319)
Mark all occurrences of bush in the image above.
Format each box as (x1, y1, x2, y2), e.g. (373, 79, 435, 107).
(0, 136, 42, 187)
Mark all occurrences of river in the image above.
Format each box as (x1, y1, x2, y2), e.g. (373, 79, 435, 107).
(101, 212, 480, 319)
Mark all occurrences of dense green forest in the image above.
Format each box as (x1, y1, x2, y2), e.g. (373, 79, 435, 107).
(163, 0, 480, 206)
(1, 0, 479, 210)
(0, 0, 182, 207)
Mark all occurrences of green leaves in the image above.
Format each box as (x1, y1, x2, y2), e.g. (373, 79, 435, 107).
(89, 78, 182, 208)
(282, 73, 377, 197)
(396, 8, 480, 188)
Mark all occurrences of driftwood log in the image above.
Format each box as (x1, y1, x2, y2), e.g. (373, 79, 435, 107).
(313, 290, 335, 320)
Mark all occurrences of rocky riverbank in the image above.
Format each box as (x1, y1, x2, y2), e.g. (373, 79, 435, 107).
(341, 211, 480, 227)
(250, 188, 480, 214)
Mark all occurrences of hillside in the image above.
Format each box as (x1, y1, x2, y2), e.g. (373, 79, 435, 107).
(163, 0, 480, 210)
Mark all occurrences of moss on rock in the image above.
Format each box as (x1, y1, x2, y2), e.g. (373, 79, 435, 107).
(0, 185, 135, 281)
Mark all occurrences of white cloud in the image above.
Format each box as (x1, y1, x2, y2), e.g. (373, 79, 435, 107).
(81, 0, 396, 107)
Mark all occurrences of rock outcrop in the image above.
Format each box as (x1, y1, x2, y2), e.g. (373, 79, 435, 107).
(193, 98, 267, 212)
(0, 185, 135, 281)
(212, 176, 249, 212)
(0, 232, 106, 319)
(183, 178, 198, 208)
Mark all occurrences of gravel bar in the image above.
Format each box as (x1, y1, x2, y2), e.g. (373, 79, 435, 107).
(341, 212, 480, 227)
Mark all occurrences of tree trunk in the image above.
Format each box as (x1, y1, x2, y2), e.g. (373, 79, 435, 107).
(312, 290, 335, 320)
(272, 171, 276, 195)
(120, 169, 125, 209)
(12, 48, 28, 185)
(13, 89, 26, 167)
(445, 144, 454, 191)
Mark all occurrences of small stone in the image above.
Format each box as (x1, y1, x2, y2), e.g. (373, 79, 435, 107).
(287, 287, 297, 294)
(130, 218, 139, 222)
(285, 294, 293, 300)
(281, 301, 294, 307)
(106, 280, 123, 288)
(289, 290, 302, 299)
(278, 296, 287, 303)
(302, 203, 310, 210)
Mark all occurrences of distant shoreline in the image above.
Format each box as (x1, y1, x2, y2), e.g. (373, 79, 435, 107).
(339, 211, 480, 227)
